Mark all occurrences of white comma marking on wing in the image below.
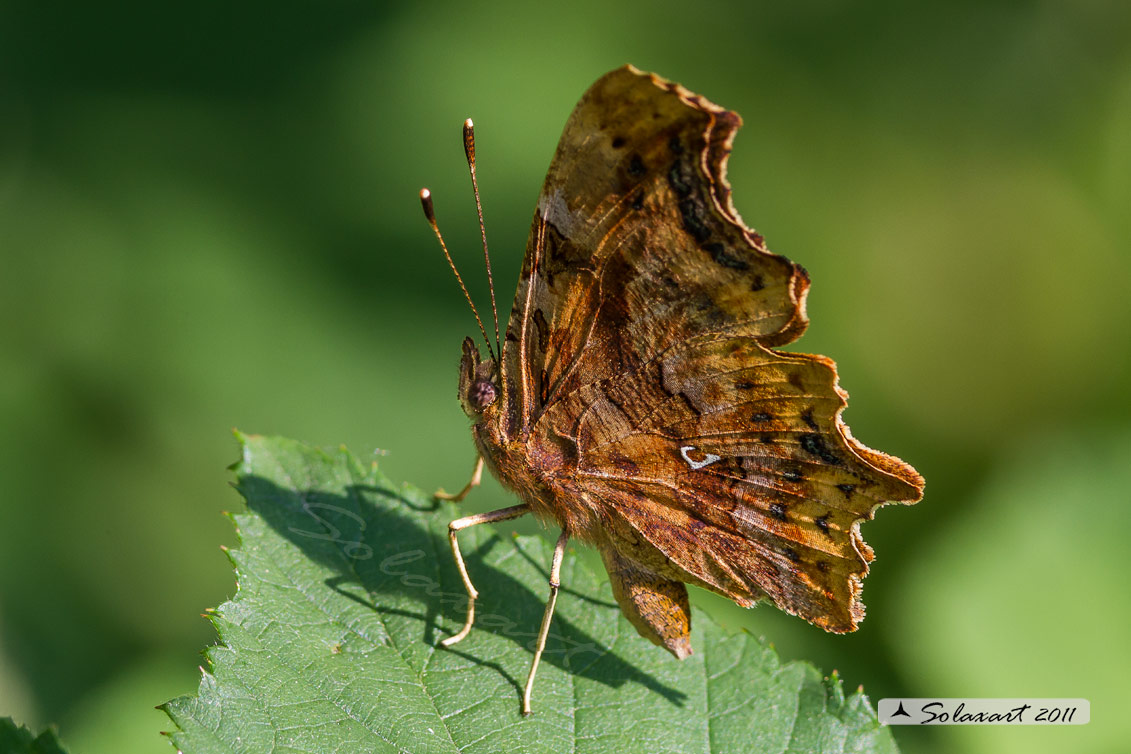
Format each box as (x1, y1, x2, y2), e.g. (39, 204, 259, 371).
(679, 445, 722, 470)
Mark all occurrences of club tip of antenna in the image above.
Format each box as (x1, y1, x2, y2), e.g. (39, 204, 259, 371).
(463, 119, 476, 162)
(419, 188, 435, 222)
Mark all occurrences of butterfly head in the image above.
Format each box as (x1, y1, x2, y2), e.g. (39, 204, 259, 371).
(458, 336, 499, 419)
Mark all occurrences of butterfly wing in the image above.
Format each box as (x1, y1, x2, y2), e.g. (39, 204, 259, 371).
(558, 334, 923, 633)
(498, 66, 921, 645)
(500, 65, 810, 431)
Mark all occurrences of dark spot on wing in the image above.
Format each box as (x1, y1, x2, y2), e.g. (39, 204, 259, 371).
(802, 409, 819, 430)
(611, 135, 626, 149)
(769, 502, 788, 521)
(816, 560, 830, 573)
(800, 433, 842, 465)
(750, 274, 765, 292)
(631, 192, 645, 210)
(669, 135, 684, 154)
(667, 162, 693, 197)
(751, 412, 772, 422)
(836, 483, 856, 497)
(760, 434, 775, 444)
(611, 455, 639, 475)
(783, 547, 800, 563)
(782, 469, 803, 483)
(628, 154, 646, 177)
(532, 308, 550, 354)
(703, 241, 750, 270)
(679, 199, 711, 241)
(815, 513, 832, 536)
(538, 221, 576, 285)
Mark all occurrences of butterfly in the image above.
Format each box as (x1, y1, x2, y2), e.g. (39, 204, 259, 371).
(419, 64, 924, 715)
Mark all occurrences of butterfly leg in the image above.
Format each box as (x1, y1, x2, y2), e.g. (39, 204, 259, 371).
(522, 528, 570, 716)
(441, 502, 530, 647)
(434, 455, 484, 502)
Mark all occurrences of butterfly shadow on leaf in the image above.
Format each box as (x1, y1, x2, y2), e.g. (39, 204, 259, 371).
(235, 473, 688, 707)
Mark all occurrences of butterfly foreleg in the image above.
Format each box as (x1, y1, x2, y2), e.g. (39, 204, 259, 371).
(441, 502, 531, 647)
(522, 528, 570, 716)
(434, 455, 485, 502)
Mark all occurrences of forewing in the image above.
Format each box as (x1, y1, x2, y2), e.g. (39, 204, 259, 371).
(555, 335, 924, 632)
(502, 65, 810, 428)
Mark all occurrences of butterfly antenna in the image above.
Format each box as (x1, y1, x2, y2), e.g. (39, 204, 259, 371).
(463, 119, 500, 357)
(419, 188, 498, 364)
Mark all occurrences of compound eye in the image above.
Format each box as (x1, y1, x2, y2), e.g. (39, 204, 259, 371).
(468, 379, 498, 411)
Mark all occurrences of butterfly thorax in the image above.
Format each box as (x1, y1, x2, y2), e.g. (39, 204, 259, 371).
(458, 335, 600, 538)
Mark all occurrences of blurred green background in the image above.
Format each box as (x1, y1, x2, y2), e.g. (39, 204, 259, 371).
(1, 1, 1128, 752)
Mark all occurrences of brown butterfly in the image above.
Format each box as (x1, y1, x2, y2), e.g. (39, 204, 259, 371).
(419, 64, 923, 715)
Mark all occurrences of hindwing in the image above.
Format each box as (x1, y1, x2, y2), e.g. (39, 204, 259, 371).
(546, 335, 923, 631)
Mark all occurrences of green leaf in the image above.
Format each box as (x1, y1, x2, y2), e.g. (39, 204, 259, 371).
(162, 433, 897, 753)
(0, 718, 69, 754)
